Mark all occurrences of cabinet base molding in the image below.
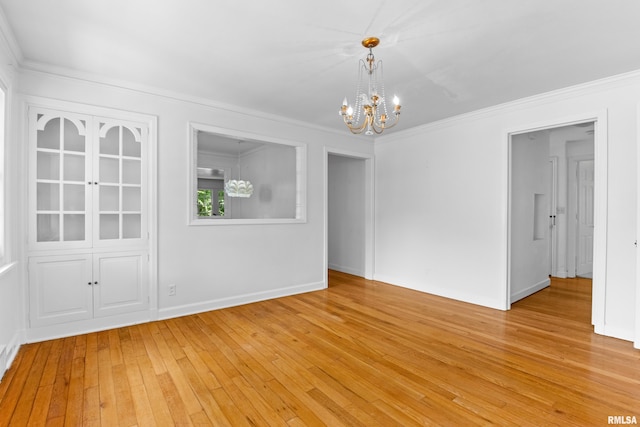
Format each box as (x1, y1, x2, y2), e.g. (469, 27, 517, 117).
(25, 310, 153, 343)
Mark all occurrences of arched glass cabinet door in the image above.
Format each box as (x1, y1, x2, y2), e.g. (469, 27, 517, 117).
(31, 109, 93, 248)
(94, 119, 147, 248)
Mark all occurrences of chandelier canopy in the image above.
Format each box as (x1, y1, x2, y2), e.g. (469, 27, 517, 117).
(339, 37, 401, 135)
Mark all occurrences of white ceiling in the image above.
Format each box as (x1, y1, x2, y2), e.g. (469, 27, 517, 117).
(1, 1, 640, 135)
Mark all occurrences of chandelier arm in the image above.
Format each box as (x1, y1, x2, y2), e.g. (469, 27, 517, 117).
(382, 116, 400, 130)
(343, 114, 369, 133)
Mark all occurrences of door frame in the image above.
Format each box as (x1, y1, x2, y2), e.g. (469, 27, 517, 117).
(505, 110, 607, 333)
(324, 147, 375, 284)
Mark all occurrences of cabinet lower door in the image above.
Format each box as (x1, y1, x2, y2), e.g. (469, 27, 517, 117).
(93, 252, 148, 317)
(29, 254, 93, 327)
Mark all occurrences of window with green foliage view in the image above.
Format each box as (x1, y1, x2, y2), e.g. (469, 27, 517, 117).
(197, 189, 224, 217)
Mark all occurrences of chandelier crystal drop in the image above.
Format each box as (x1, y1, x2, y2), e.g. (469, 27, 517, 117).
(339, 37, 401, 135)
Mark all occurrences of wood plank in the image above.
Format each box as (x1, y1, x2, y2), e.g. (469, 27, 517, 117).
(135, 355, 175, 426)
(63, 356, 85, 427)
(8, 341, 53, 424)
(96, 331, 118, 426)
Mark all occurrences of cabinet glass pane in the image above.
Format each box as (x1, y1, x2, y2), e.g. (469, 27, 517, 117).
(63, 214, 85, 241)
(101, 126, 119, 155)
(37, 152, 60, 180)
(100, 185, 119, 211)
(37, 183, 60, 210)
(63, 153, 85, 181)
(122, 159, 140, 185)
(100, 214, 119, 239)
(63, 119, 86, 152)
(37, 214, 60, 242)
(99, 157, 119, 183)
(123, 214, 141, 239)
(63, 184, 85, 211)
(122, 127, 141, 158)
(37, 117, 60, 150)
(122, 187, 141, 211)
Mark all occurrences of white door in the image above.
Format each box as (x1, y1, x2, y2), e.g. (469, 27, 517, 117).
(93, 118, 148, 249)
(93, 251, 148, 317)
(549, 158, 558, 276)
(29, 254, 93, 327)
(509, 132, 551, 303)
(29, 109, 93, 251)
(576, 160, 594, 277)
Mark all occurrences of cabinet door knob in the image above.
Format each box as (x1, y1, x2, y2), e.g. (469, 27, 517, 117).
(88, 282, 92, 285)
(94, 281, 98, 285)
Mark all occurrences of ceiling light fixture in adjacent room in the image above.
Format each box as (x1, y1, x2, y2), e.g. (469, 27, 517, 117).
(339, 37, 402, 135)
(224, 180, 253, 198)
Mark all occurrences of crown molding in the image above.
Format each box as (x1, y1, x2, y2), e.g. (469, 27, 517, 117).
(17, 59, 352, 139)
(375, 68, 640, 145)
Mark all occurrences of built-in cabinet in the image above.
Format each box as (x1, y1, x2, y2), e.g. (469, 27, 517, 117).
(27, 106, 150, 328)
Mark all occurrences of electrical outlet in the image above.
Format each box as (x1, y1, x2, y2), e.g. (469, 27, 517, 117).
(168, 284, 176, 296)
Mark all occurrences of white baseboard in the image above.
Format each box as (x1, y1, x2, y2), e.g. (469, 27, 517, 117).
(372, 273, 506, 310)
(158, 280, 326, 321)
(510, 278, 550, 303)
(553, 271, 568, 278)
(594, 324, 634, 342)
(328, 263, 365, 277)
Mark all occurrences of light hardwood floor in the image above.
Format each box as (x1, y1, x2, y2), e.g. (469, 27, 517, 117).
(1, 271, 639, 426)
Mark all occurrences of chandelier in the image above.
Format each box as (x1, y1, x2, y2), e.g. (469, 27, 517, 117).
(339, 37, 401, 135)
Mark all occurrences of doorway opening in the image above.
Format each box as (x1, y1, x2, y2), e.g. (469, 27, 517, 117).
(507, 116, 605, 331)
(325, 149, 374, 284)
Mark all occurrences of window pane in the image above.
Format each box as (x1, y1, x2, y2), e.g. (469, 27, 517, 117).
(197, 189, 213, 217)
(63, 184, 85, 211)
(123, 187, 141, 211)
(101, 126, 119, 155)
(63, 119, 85, 152)
(122, 159, 140, 185)
(122, 127, 141, 158)
(123, 214, 141, 238)
(37, 117, 61, 150)
(100, 214, 119, 239)
(37, 183, 60, 210)
(37, 151, 60, 180)
(100, 157, 119, 183)
(100, 185, 119, 211)
(37, 214, 60, 242)
(63, 153, 85, 181)
(63, 214, 85, 241)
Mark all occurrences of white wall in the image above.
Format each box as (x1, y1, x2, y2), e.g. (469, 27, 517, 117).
(375, 72, 638, 342)
(14, 69, 374, 329)
(510, 132, 551, 302)
(0, 41, 22, 378)
(327, 154, 366, 276)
